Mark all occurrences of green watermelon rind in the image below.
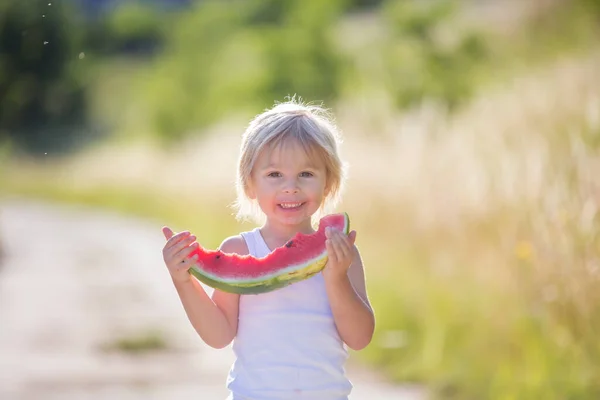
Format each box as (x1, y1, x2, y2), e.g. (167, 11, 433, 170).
(188, 212, 350, 295)
(188, 251, 328, 285)
(189, 257, 328, 295)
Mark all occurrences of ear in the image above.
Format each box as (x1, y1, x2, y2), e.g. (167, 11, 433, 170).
(323, 180, 332, 198)
(245, 180, 256, 200)
(319, 184, 330, 212)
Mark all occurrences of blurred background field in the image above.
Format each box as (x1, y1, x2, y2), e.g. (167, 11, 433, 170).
(1, 0, 600, 399)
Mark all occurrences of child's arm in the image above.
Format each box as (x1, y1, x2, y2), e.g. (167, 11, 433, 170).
(172, 277, 238, 349)
(323, 229, 375, 351)
(163, 229, 248, 349)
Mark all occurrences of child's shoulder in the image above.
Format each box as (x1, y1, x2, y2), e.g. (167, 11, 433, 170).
(218, 233, 250, 256)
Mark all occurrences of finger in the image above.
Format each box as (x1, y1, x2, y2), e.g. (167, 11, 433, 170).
(180, 253, 199, 269)
(340, 229, 357, 248)
(326, 238, 338, 264)
(165, 231, 192, 252)
(332, 233, 350, 263)
(169, 241, 198, 265)
(348, 230, 357, 245)
(162, 226, 174, 240)
(331, 228, 350, 251)
(339, 230, 357, 261)
(325, 227, 344, 256)
(173, 241, 199, 264)
(165, 235, 197, 262)
(168, 230, 191, 242)
(326, 226, 343, 238)
(332, 231, 351, 261)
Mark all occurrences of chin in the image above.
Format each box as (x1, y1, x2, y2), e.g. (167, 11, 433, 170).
(279, 215, 309, 225)
(276, 212, 311, 226)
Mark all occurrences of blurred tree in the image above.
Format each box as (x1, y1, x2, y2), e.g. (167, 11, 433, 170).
(0, 0, 89, 155)
(84, 1, 174, 56)
(579, 0, 600, 21)
(380, 0, 488, 111)
(346, 0, 385, 11)
(259, 0, 347, 108)
(135, 0, 349, 143)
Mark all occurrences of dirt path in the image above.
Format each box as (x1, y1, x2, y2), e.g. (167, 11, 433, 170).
(0, 198, 425, 400)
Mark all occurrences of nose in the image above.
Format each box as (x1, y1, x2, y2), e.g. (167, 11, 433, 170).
(282, 178, 300, 194)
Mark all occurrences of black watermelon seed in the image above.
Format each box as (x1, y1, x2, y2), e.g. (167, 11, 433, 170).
(215, 255, 221, 259)
(285, 241, 293, 248)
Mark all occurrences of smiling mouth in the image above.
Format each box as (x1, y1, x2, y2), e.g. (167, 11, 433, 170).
(279, 202, 305, 209)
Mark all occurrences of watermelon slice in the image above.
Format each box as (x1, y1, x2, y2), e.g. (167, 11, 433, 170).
(186, 212, 350, 295)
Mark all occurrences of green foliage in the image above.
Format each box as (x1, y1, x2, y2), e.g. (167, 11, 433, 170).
(346, 0, 386, 11)
(2, 0, 596, 151)
(0, 0, 89, 154)
(86, 1, 171, 55)
(122, 0, 492, 142)
(132, 0, 349, 142)
(107, 2, 162, 42)
(137, 2, 261, 141)
(580, 0, 600, 19)
(379, 0, 488, 110)
(100, 330, 169, 354)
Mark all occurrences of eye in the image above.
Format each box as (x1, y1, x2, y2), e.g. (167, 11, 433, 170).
(268, 171, 281, 178)
(299, 171, 313, 178)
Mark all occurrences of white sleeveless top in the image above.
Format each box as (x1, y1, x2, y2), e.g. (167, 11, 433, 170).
(226, 228, 352, 400)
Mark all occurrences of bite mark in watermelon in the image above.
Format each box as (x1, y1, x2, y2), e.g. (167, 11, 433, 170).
(186, 212, 350, 294)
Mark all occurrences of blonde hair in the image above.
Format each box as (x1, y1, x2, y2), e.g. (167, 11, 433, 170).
(233, 97, 347, 225)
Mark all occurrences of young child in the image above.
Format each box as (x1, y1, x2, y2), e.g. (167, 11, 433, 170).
(161, 98, 375, 400)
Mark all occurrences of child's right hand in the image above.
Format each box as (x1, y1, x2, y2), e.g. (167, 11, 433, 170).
(162, 227, 200, 284)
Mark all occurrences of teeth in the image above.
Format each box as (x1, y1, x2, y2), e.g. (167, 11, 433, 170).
(280, 202, 302, 209)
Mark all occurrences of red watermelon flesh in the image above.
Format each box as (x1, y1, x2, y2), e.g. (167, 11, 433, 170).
(186, 212, 350, 294)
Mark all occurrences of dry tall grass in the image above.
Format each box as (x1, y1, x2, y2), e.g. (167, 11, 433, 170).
(336, 51, 600, 398)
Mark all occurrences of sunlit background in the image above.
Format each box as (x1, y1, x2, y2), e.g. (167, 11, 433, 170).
(1, 0, 599, 399)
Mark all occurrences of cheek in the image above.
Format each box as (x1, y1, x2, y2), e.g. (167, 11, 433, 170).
(307, 180, 327, 197)
(252, 178, 276, 196)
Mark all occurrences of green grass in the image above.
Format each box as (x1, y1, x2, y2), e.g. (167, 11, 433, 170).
(99, 329, 169, 354)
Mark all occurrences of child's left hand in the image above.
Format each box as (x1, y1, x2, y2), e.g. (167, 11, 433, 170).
(323, 227, 357, 282)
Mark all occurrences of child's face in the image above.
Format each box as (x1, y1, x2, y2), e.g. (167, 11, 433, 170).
(249, 138, 328, 230)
